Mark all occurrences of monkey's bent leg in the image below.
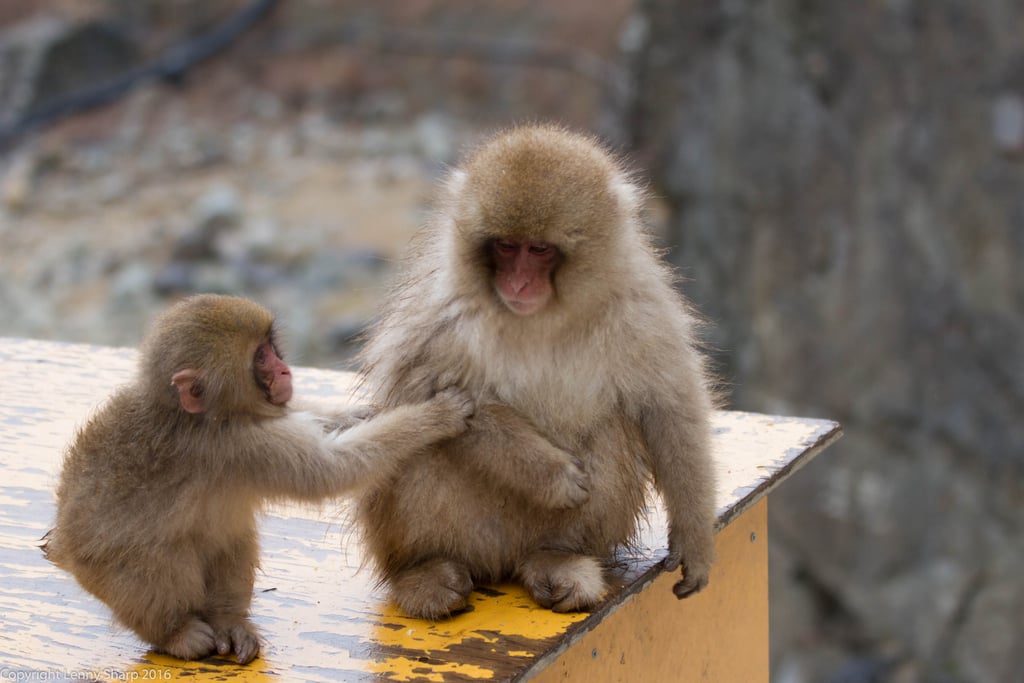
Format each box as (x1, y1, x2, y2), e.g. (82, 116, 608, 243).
(452, 404, 592, 510)
(82, 556, 215, 659)
(389, 558, 474, 620)
(516, 551, 607, 613)
(201, 539, 261, 664)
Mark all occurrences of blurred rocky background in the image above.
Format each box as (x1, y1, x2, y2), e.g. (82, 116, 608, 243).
(1, 1, 1021, 681)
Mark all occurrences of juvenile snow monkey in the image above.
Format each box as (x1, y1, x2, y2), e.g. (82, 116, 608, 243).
(45, 294, 472, 662)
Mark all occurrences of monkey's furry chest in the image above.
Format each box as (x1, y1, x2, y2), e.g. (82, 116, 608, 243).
(469, 334, 623, 435)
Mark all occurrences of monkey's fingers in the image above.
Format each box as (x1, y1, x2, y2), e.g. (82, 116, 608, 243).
(431, 367, 466, 393)
(434, 386, 476, 419)
(672, 570, 709, 599)
(329, 404, 379, 431)
(215, 622, 260, 664)
(661, 550, 683, 573)
(235, 637, 260, 665)
(544, 458, 591, 509)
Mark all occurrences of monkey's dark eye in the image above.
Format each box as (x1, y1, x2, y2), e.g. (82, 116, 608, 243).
(254, 347, 266, 365)
(528, 244, 552, 255)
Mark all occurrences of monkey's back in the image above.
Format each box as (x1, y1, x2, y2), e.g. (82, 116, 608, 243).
(47, 386, 247, 574)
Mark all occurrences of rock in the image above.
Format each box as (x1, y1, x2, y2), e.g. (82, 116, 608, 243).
(631, 2, 1024, 681)
(28, 21, 141, 109)
(300, 247, 388, 291)
(414, 113, 456, 163)
(153, 262, 196, 295)
(192, 183, 240, 226)
(214, 216, 277, 263)
(237, 261, 288, 290)
(1, 152, 35, 211)
(189, 263, 245, 295)
(161, 125, 228, 170)
(0, 16, 69, 128)
(110, 262, 155, 302)
(952, 543, 1024, 683)
(173, 184, 241, 261)
(0, 278, 53, 338)
(992, 93, 1024, 155)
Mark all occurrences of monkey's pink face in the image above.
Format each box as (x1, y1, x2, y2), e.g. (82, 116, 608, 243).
(492, 240, 558, 316)
(254, 341, 293, 405)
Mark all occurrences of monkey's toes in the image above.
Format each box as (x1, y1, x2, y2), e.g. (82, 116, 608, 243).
(395, 586, 470, 621)
(162, 618, 216, 661)
(392, 559, 474, 620)
(529, 578, 605, 613)
(234, 628, 261, 665)
(672, 571, 709, 599)
(661, 550, 682, 573)
(665, 533, 713, 598)
(521, 554, 606, 612)
(215, 622, 261, 664)
(443, 387, 476, 419)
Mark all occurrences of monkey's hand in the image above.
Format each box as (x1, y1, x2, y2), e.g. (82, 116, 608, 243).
(323, 404, 379, 431)
(427, 386, 476, 438)
(664, 526, 714, 599)
(537, 455, 591, 509)
(289, 399, 379, 431)
(453, 402, 591, 509)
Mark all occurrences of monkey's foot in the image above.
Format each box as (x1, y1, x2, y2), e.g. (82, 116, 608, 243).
(665, 531, 713, 599)
(672, 571, 709, 599)
(518, 552, 607, 612)
(391, 558, 474, 620)
(212, 619, 261, 664)
(161, 618, 216, 661)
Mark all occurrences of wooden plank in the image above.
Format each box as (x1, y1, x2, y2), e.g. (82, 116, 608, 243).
(0, 338, 840, 681)
(527, 498, 768, 683)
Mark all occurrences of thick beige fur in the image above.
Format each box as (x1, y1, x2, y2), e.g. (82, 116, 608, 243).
(356, 126, 718, 620)
(44, 294, 471, 662)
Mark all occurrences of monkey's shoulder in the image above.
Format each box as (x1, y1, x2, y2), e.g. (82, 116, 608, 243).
(65, 388, 226, 472)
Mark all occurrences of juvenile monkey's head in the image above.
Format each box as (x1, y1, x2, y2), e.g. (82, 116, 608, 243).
(141, 294, 292, 418)
(446, 125, 640, 318)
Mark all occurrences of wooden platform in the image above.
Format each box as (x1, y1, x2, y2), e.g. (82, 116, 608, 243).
(0, 337, 840, 682)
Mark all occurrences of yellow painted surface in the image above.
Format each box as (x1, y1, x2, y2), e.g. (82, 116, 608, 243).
(0, 338, 839, 681)
(526, 499, 769, 683)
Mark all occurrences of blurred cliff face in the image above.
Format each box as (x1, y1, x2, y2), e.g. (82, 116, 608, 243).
(630, 2, 1024, 681)
(0, 0, 629, 363)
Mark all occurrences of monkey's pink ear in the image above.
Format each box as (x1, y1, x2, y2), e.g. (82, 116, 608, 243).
(171, 369, 205, 414)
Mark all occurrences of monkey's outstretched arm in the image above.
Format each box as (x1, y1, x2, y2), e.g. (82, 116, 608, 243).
(449, 403, 591, 510)
(242, 389, 471, 502)
(325, 388, 472, 491)
(289, 399, 379, 432)
(638, 388, 717, 599)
